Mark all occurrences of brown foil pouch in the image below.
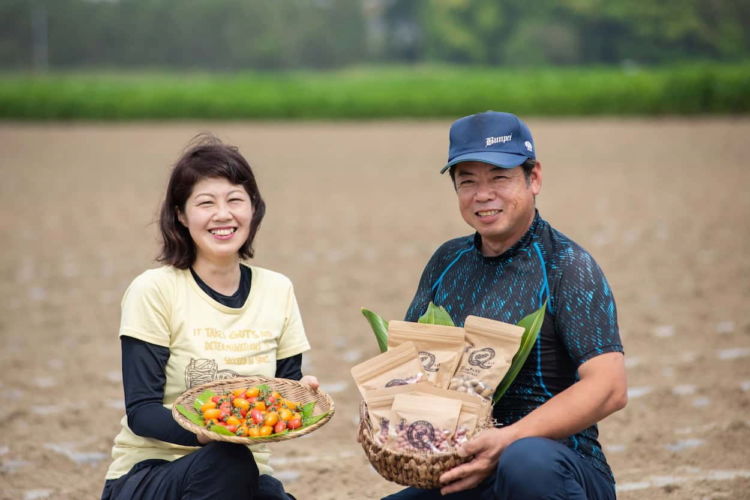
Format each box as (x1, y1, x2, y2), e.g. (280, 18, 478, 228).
(351, 341, 426, 399)
(449, 315, 524, 398)
(387, 321, 465, 389)
(389, 393, 462, 453)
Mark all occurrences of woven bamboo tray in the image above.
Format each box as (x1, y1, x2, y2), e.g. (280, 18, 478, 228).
(357, 401, 492, 489)
(172, 376, 334, 444)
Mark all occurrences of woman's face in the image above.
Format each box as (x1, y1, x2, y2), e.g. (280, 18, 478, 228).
(177, 176, 254, 265)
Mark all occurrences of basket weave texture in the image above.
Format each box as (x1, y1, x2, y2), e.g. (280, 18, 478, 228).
(172, 376, 334, 444)
(357, 401, 492, 489)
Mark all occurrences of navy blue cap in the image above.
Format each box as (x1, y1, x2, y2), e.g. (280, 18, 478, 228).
(441, 111, 536, 174)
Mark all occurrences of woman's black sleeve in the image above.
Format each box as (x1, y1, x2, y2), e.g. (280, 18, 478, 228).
(121, 335, 200, 447)
(275, 354, 303, 380)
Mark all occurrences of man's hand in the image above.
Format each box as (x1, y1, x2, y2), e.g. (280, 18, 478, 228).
(438, 427, 518, 495)
(300, 375, 320, 391)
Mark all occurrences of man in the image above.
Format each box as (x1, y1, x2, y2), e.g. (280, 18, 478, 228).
(385, 111, 627, 499)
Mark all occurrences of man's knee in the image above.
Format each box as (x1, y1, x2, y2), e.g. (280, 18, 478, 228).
(495, 437, 575, 498)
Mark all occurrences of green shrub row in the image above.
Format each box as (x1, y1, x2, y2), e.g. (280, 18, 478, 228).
(1, 63, 748, 120)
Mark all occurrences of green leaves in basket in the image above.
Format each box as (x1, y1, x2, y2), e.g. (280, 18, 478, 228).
(300, 401, 316, 420)
(176, 404, 204, 426)
(361, 308, 389, 353)
(493, 300, 547, 403)
(417, 302, 455, 327)
(209, 424, 235, 436)
(302, 411, 329, 428)
(193, 389, 216, 412)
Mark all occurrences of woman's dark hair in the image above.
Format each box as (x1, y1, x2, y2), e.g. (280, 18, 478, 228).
(157, 135, 266, 269)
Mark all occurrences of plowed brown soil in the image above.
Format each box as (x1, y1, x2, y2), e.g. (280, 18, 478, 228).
(1, 119, 748, 499)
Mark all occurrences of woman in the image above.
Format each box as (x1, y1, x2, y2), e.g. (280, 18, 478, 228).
(101, 135, 317, 500)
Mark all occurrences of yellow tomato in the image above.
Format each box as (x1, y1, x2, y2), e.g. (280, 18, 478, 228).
(264, 412, 279, 427)
(225, 416, 241, 427)
(278, 408, 293, 421)
(233, 398, 250, 411)
(260, 425, 273, 437)
(232, 388, 247, 397)
(254, 401, 266, 411)
(284, 399, 298, 410)
(248, 426, 260, 438)
(203, 408, 221, 420)
(200, 401, 217, 412)
(245, 387, 260, 398)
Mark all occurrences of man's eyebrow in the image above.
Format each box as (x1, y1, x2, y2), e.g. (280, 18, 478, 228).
(455, 169, 475, 177)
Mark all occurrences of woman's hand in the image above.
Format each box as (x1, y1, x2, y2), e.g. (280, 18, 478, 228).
(196, 433, 214, 445)
(300, 375, 320, 391)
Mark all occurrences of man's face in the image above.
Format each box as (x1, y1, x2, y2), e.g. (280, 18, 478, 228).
(453, 161, 542, 256)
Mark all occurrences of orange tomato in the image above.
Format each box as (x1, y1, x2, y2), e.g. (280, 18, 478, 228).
(254, 401, 266, 411)
(287, 417, 302, 430)
(264, 412, 279, 427)
(284, 399, 298, 410)
(260, 425, 273, 436)
(203, 408, 221, 420)
(245, 387, 260, 398)
(200, 401, 217, 412)
(236, 425, 249, 437)
(233, 398, 250, 411)
(232, 388, 247, 397)
(278, 408, 293, 421)
(248, 426, 260, 438)
(225, 416, 241, 427)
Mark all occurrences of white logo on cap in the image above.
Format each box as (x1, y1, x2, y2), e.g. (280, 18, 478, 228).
(525, 141, 533, 152)
(486, 134, 512, 147)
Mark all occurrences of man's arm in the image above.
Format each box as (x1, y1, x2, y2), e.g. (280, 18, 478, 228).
(439, 351, 627, 495)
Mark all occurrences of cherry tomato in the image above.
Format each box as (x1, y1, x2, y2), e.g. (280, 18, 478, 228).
(233, 398, 250, 411)
(287, 417, 302, 430)
(278, 408, 293, 421)
(250, 409, 264, 425)
(240, 408, 248, 418)
(203, 408, 221, 420)
(200, 401, 217, 412)
(236, 425, 249, 437)
(248, 426, 260, 438)
(264, 412, 279, 427)
(211, 395, 221, 403)
(245, 387, 260, 398)
(254, 401, 266, 411)
(232, 388, 247, 397)
(226, 416, 241, 427)
(260, 425, 273, 437)
(284, 399, 298, 410)
(273, 421, 287, 434)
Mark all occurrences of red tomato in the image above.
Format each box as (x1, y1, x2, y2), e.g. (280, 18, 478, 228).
(287, 417, 302, 430)
(211, 395, 221, 403)
(273, 421, 287, 434)
(250, 409, 264, 425)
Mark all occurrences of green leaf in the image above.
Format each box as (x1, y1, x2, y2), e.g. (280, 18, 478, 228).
(301, 411, 329, 428)
(300, 401, 316, 419)
(493, 300, 547, 403)
(176, 404, 205, 426)
(257, 384, 271, 398)
(209, 424, 235, 436)
(193, 390, 216, 412)
(361, 308, 389, 353)
(417, 302, 455, 326)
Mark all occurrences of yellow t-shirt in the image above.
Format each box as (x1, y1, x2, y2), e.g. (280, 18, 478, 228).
(105, 265, 310, 480)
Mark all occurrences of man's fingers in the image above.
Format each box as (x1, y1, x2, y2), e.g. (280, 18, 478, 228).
(439, 474, 483, 496)
(439, 459, 484, 485)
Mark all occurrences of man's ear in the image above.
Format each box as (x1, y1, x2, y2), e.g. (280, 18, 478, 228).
(530, 161, 542, 196)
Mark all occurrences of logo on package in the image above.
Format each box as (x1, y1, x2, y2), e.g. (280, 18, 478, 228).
(385, 378, 410, 387)
(419, 351, 439, 372)
(468, 347, 495, 369)
(407, 420, 437, 450)
(486, 134, 512, 147)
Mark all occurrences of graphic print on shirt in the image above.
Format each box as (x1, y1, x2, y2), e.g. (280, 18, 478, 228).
(184, 358, 241, 388)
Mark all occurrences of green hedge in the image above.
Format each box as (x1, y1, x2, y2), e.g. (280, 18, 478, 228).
(1, 63, 748, 119)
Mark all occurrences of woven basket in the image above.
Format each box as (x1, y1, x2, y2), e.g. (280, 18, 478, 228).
(357, 401, 492, 489)
(172, 376, 334, 444)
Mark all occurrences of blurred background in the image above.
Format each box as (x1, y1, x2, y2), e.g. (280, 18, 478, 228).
(1, 2, 749, 500)
(0, 0, 749, 118)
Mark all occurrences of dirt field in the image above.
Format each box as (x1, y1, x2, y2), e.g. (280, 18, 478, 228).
(1, 118, 749, 500)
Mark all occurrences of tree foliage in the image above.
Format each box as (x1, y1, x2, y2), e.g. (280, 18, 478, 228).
(0, 0, 748, 70)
